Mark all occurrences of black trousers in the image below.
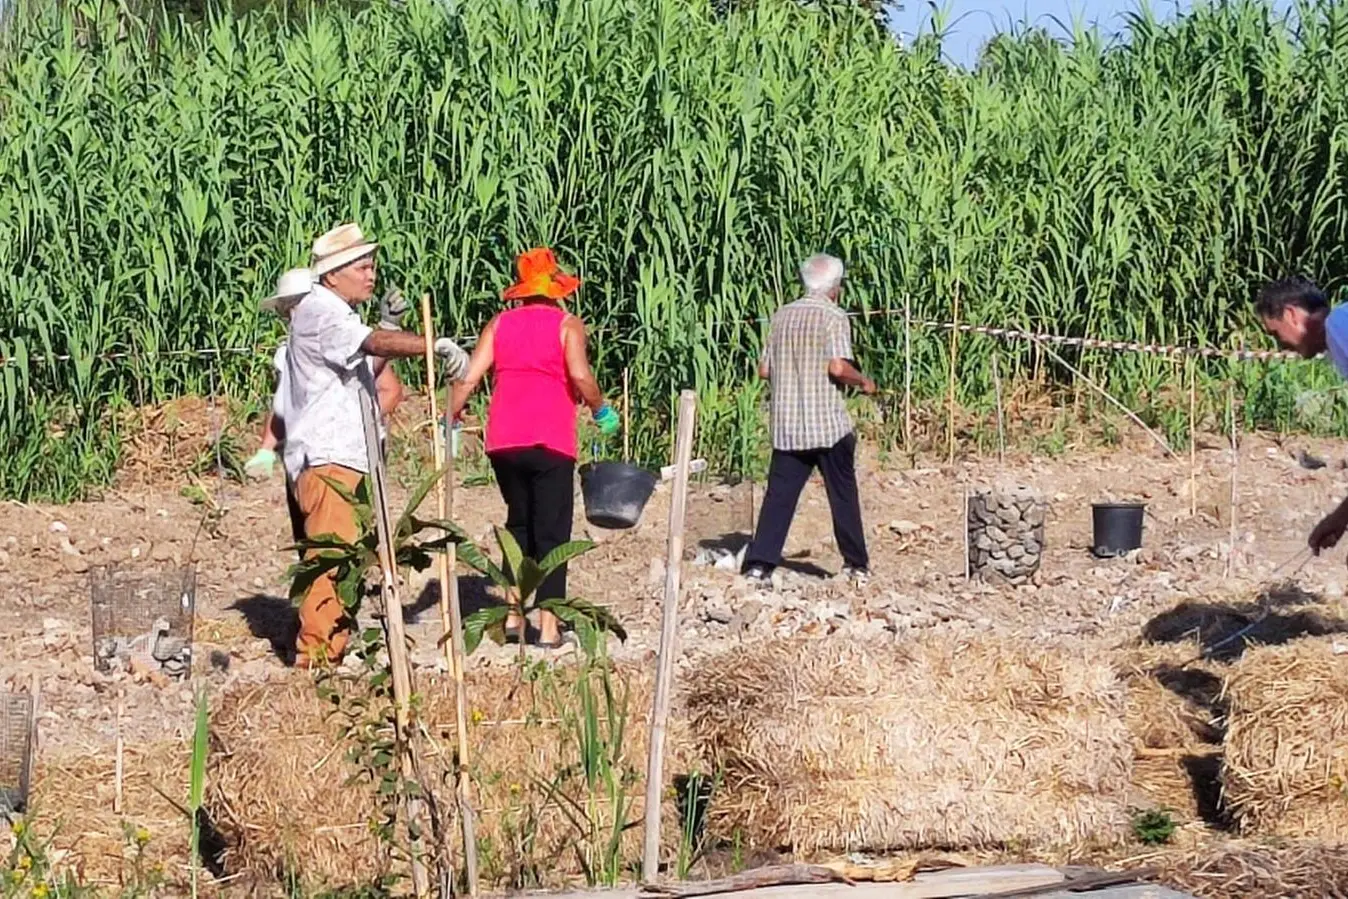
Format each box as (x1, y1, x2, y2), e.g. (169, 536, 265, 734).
(743, 432, 869, 573)
(489, 447, 576, 603)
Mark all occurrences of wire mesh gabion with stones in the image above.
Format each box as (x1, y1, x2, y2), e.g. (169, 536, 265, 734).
(0, 692, 34, 815)
(967, 486, 1047, 586)
(88, 564, 196, 679)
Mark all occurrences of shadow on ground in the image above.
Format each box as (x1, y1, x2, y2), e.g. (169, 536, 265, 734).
(228, 594, 296, 663)
(697, 532, 834, 579)
(1141, 582, 1345, 662)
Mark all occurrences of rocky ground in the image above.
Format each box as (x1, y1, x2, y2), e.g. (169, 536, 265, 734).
(2, 415, 1346, 760)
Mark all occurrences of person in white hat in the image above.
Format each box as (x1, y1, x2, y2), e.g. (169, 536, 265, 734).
(284, 222, 468, 667)
(244, 268, 409, 557)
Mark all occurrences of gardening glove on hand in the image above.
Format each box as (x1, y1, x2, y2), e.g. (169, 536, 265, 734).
(244, 448, 277, 480)
(378, 287, 408, 330)
(434, 337, 469, 380)
(594, 403, 620, 437)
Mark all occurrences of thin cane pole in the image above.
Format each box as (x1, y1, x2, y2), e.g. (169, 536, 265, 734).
(947, 281, 960, 464)
(1226, 386, 1239, 580)
(1189, 359, 1197, 518)
(420, 294, 479, 895)
(903, 292, 913, 455)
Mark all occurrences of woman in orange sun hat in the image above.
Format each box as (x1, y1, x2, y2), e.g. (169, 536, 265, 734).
(450, 248, 620, 647)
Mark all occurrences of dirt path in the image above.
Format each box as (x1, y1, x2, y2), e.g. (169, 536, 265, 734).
(2, 428, 1346, 754)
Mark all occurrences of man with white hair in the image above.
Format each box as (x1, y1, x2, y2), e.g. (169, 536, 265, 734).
(286, 222, 469, 667)
(742, 253, 876, 586)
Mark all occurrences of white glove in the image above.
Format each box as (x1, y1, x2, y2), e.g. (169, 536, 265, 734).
(434, 337, 469, 380)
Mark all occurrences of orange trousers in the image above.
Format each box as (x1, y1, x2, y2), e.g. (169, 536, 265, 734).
(294, 463, 364, 666)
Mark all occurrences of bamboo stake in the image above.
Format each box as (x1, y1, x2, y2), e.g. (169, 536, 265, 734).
(642, 390, 697, 882)
(420, 294, 479, 895)
(903, 292, 912, 454)
(991, 350, 1005, 465)
(1226, 386, 1238, 580)
(114, 698, 123, 813)
(1188, 359, 1197, 518)
(360, 386, 431, 898)
(947, 281, 960, 464)
(1030, 337, 1178, 459)
(623, 367, 632, 463)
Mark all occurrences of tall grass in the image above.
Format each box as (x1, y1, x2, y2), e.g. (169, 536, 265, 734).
(3, 0, 1348, 499)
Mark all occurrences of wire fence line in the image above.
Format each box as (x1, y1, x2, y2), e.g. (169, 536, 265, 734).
(0, 310, 1305, 370)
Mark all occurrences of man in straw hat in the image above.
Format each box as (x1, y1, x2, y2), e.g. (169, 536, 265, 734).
(245, 267, 408, 557)
(1254, 276, 1348, 558)
(284, 223, 468, 667)
(742, 253, 876, 588)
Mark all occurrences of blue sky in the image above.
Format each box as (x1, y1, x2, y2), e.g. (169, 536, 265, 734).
(887, 1, 1274, 68)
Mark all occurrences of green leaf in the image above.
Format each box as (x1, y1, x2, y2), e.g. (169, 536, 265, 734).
(463, 605, 508, 655)
(457, 538, 506, 586)
(495, 525, 524, 581)
(515, 557, 545, 604)
(537, 540, 596, 576)
(395, 465, 453, 540)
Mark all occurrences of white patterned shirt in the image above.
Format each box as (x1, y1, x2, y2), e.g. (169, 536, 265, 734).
(281, 284, 376, 475)
(762, 296, 854, 451)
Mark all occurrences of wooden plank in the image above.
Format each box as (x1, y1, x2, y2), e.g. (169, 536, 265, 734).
(533, 864, 1066, 899)
(1033, 888, 1195, 899)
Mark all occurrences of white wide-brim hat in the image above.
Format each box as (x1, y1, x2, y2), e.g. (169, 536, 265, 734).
(260, 267, 315, 313)
(311, 223, 378, 277)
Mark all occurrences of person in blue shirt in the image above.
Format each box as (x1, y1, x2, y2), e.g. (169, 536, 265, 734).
(1255, 276, 1348, 554)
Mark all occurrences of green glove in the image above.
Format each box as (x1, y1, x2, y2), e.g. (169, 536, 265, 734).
(244, 448, 277, 480)
(594, 404, 620, 436)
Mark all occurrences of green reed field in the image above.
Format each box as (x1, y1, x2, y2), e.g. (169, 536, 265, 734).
(2, 0, 1348, 500)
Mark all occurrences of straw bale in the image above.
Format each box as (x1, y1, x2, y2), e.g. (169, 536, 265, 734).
(209, 662, 690, 892)
(26, 741, 195, 892)
(1221, 640, 1348, 839)
(1117, 645, 1225, 823)
(686, 636, 1133, 853)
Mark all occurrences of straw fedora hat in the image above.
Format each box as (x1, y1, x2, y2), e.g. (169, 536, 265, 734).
(502, 247, 581, 301)
(311, 223, 378, 277)
(260, 267, 315, 314)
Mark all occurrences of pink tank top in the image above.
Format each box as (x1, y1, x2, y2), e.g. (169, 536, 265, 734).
(485, 304, 578, 459)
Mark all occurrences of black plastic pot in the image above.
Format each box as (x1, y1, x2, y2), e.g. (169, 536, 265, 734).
(579, 461, 658, 530)
(1092, 502, 1145, 558)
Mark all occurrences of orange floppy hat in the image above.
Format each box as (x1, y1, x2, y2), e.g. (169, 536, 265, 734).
(502, 247, 581, 301)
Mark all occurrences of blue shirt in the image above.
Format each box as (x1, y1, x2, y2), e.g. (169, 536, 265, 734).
(1328, 305, 1348, 379)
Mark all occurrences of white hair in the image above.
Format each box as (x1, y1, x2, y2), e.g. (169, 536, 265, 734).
(799, 253, 844, 297)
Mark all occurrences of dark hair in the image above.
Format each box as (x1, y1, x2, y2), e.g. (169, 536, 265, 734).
(1254, 277, 1328, 318)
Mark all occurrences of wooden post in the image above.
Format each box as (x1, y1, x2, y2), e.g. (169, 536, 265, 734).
(420, 294, 479, 895)
(1188, 359, 1197, 519)
(360, 387, 431, 898)
(947, 281, 960, 464)
(1225, 386, 1238, 580)
(991, 350, 1005, 465)
(903, 292, 913, 455)
(623, 367, 632, 463)
(642, 390, 697, 882)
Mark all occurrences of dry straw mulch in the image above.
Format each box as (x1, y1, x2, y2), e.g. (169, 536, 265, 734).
(685, 635, 1133, 854)
(207, 662, 690, 893)
(25, 740, 196, 892)
(1222, 639, 1348, 840)
(1159, 841, 1348, 898)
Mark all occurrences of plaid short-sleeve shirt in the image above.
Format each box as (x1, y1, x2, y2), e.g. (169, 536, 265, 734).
(762, 296, 854, 451)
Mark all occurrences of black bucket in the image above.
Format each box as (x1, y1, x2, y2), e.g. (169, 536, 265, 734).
(580, 461, 658, 530)
(1092, 502, 1145, 558)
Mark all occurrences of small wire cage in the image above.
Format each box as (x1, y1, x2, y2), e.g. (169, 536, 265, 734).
(0, 693, 35, 815)
(89, 564, 197, 676)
